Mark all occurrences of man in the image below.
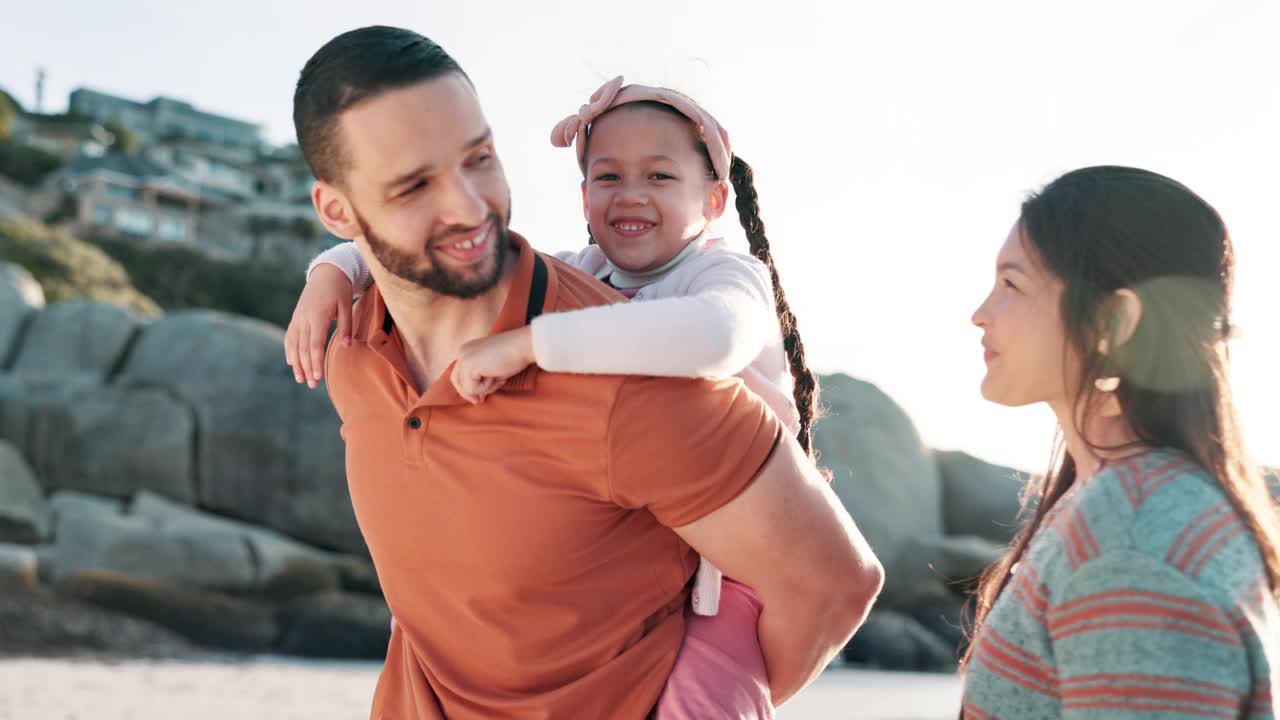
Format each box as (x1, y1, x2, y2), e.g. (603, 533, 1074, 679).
(293, 26, 883, 719)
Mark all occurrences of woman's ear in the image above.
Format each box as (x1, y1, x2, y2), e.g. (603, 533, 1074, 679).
(1108, 288, 1144, 348)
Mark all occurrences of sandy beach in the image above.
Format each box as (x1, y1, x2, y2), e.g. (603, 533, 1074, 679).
(0, 657, 961, 719)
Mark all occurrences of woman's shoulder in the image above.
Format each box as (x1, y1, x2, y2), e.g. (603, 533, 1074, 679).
(1078, 448, 1267, 597)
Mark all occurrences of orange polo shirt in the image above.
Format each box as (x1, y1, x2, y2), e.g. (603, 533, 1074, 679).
(325, 232, 782, 719)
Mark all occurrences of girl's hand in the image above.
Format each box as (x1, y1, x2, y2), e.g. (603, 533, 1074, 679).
(451, 326, 535, 404)
(284, 264, 355, 388)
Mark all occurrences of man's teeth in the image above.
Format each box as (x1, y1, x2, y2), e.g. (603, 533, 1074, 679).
(452, 230, 487, 250)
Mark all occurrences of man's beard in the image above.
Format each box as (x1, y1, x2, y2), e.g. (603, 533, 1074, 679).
(357, 211, 511, 299)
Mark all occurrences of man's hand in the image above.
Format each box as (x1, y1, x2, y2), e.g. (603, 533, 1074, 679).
(450, 326, 535, 404)
(673, 437, 884, 705)
(284, 263, 355, 388)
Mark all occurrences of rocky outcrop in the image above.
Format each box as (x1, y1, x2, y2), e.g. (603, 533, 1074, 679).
(3, 272, 1046, 670)
(117, 310, 358, 552)
(814, 374, 945, 605)
(0, 261, 43, 368)
(815, 374, 1027, 670)
(0, 439, 48, 543)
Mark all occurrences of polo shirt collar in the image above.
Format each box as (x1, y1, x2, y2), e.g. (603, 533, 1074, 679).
(357, 230, 553, 406)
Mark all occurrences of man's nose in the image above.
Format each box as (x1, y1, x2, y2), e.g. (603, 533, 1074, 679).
(439, 175, 488, 227)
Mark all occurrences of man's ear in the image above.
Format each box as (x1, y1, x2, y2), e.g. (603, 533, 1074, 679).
(312, 180, 362, 240)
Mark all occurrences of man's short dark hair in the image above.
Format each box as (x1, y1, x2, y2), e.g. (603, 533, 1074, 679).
(293, 26, 468, 184)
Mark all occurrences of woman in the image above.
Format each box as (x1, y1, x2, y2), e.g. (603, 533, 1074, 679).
(963, 166, 1280, 719)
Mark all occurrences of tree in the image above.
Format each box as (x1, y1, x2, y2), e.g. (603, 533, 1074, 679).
(103, 120, 139, 155)
(0, 141, 62, 187)
(244, 214, 280, 263)
(0, 89, 19, 142)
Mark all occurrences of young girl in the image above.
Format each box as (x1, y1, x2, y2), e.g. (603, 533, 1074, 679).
(963, 166, 1280, 719)
(286, 76, 825, 717)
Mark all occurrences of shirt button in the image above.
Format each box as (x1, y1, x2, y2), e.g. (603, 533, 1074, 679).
(407, 416, 422, 430)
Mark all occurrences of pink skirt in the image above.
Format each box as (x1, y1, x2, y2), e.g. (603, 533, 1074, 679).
(653, 578, 775, 719)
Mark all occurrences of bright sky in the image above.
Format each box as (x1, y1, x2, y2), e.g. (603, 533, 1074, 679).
(3, 0, 1277, 472)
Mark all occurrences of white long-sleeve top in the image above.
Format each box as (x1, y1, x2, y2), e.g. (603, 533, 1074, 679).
(306, 235, 801, 436)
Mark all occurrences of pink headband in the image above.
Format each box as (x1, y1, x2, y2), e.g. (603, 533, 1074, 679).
(550, 76, 732, 180)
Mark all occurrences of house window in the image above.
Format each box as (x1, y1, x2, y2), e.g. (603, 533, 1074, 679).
(114, 207, 153, 236)
(103, 183, 136, 201)
(157, 217, 187, 241)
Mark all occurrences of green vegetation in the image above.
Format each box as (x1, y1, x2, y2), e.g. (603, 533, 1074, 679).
(0, 90, 18, 141)
(86, 234, 306, 328)
(1, 215, 308, 328)
(103, 120, 139, 155)
(0, 216, 160, 316)
(0, 140, 62, 187)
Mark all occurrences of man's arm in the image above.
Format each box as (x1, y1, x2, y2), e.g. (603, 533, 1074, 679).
(672, 435, 884, 705)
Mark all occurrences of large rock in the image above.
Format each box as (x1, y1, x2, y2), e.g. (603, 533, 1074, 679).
(0, 542, 38, 591)
(0, 440, 49, 543)
(841, 608, 957, 672)
(813, 374, 944, 603)
(46, 498, 256, 591)
(10, 299, 144, 380)
(58, 572, 278, 652)
(276, 591, 392, 659)
(0, 261, 44, 368)
(0, 378, 196, 504)
(47, 490, 124, 523)
(119, 310, 358, 552)
(936, 449, 1029, 543)
(905, 593, 973, 659)
(893, 534, 1005, 602)
(0, 584, 195, 657)
(130, 491, 339, 597)
(0, 374, 99, 479)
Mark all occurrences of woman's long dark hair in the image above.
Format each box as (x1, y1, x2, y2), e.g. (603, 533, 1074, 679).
(963, 166, 1280, 668)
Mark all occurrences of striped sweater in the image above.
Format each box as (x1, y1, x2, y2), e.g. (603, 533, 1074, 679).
(963, 448, 1279, 719)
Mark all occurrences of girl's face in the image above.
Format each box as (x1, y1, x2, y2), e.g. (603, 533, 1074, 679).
(971, 222, 1079, 409)
(581, 105, 727, 272)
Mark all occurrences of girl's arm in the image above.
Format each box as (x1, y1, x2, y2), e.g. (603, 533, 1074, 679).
(304, 241, 610, 294)
(532, 252, 776, 378)
(306, 241, 372, 294)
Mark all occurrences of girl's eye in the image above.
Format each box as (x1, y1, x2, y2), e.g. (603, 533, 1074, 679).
(468, 153, 493, 167)
(650, 173, 675, 181)
(594, 173, 619, 182)
(400, 180, 426, 197)
(1002, 278, 1018, 290)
